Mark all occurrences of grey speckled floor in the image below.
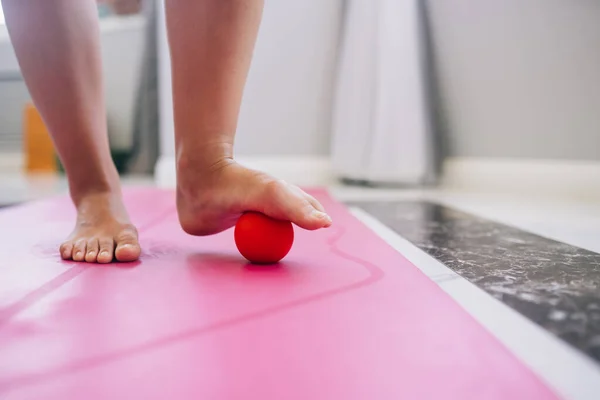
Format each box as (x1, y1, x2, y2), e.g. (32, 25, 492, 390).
(351, 200, 600, 364)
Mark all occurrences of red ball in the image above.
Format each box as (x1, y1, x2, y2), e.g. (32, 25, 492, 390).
(234, 212, 294, 264)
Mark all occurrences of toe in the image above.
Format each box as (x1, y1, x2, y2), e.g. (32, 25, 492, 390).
(303, 192, 330, 226)
(97, 238, 115, 264)
(264, 181, 332, 230)
(305, 194, 325, 213)
(309, 203, 332, 227)
(300, 192, 331, 227)
(59, 241, 74, 260)
(114, 226, 141, 262)
(85, 238, 99, 263)
(72, 239, 87, 262)
(301, 205, 333, 230)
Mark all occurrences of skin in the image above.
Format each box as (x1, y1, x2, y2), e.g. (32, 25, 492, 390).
(2, 0, 331, 263)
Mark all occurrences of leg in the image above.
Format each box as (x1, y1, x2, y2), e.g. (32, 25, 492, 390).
(2, 0, 140, 263)
(166, 0, 332, 235)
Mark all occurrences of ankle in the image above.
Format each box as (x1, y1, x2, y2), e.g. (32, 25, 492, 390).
(176, 141, 235, 174)
(68, 170, 122, 207)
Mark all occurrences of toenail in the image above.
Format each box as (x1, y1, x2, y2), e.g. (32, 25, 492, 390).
(311, 210, 332, 223)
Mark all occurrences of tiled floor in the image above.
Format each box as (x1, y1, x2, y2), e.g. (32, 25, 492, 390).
(333, 186, 600, 400)
(352, 200, 600, 362)
(351, 206, 600, 400)
(336, 191, 600, 400)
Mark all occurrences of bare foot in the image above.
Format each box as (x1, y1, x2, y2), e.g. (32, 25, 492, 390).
(176, 156, 332, 236)
(59, 191, 140, 263)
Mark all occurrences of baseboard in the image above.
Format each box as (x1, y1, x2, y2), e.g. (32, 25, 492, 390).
(0, 152, 23, 173)
(442, 157, 600, 200)
(154, 156, 176, 188)
(155, 155, 600, 199)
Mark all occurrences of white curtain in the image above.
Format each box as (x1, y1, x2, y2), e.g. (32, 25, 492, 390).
(330, 0, 435, 185)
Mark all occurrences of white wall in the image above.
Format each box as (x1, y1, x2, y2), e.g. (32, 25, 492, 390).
(158, 0, 600, 162)
(426, 0, 600, 160)
(157, 0, 344, 159)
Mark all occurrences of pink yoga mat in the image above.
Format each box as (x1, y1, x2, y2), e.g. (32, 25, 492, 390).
(0, 188, 557, 399)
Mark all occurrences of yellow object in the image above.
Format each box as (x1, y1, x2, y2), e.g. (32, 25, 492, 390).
(24, 103, 57, 173)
